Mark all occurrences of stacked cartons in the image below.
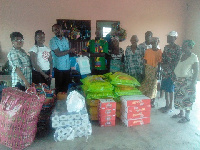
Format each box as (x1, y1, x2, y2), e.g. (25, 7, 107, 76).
(98, 99, 116, 127)
(120, 95, 151, 127)
(87, 99, 99, 120)
(51, 100, 92, 141)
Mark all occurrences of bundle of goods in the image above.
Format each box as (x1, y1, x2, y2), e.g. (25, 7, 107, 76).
(81, 75, 114, 120)
(51, 90, 92, 141)
(120, 95, 151, 127)
(104, 72, 142, 100)
(34, 83, 56, 133)
(98, 99, 116, 127)
(0, 87, 45, 150)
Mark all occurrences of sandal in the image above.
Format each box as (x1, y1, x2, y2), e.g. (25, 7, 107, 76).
(171, 113, 183, 118)
(178, 117, 190, 123)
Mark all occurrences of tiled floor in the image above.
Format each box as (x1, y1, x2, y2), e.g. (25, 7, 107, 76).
(0, 82, 200, 150)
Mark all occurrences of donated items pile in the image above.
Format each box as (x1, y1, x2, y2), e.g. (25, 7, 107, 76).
(81, 72, 143, 121)
(51, 90, 92, 141)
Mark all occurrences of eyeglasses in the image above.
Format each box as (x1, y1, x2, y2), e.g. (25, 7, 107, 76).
(13, 39, 24, 42)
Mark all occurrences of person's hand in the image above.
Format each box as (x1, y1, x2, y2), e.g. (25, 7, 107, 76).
(24, 81, 31, 89)
(43, 74, 49, 80)
(69, 48, 76, 54)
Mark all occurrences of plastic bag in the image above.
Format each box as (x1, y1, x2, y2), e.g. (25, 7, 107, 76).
(76, 56, 91, 75)
(66, 90, 85, 112)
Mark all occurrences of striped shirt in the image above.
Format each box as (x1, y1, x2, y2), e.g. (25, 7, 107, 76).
(7, 47, 32, 87)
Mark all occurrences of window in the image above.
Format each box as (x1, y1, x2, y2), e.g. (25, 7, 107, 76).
(103, 27, 112, 37)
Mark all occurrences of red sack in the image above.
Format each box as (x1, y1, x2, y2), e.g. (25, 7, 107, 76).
(0, 87, 45, 150)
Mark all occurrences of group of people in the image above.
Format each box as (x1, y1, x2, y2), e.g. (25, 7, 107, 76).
(7, 25, 199, 123)
(124, 31, 199, 123)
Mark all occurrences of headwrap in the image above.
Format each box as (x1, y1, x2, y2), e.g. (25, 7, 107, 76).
(183, 40, 195, 48)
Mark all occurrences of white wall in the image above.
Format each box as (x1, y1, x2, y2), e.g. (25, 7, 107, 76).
(0, 0, 187, 63)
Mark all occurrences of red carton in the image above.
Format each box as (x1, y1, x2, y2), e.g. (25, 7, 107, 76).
(99, 108, 116, 116)
(121, 104, 151, 113)
(121, 95, 151, 107)
(98, 99, 116, 109)
(99, 120, 116, 127)
(121, 116, 150, 127)
(99, 114, 116, 121)
(121, 110, 151, 120)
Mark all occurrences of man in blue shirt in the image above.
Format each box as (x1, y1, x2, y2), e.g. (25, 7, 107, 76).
(50, 24, 76, 94)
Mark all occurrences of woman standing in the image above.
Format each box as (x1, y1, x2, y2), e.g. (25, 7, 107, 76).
(139, 37, 162, 107)
(124, 35, 145, 83)
(7, 32, 32, 91)
(29, 30, 53, 87)
(172, 40, 199, 123)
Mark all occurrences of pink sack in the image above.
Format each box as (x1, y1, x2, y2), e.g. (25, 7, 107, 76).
(0, 87, 45, 150)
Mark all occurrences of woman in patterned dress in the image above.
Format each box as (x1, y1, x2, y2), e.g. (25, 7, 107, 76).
(172, 40, 199, 123)
(139, 37, 162, 107)
(124, 35, 145, 83)
(7, 32, 32, 91)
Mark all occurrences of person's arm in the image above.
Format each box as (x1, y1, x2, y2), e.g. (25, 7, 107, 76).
(30, 51, 49, 79)
(190, 62, 199, 88)
(53, 48, 76, 57)
(49, 52, 53, 79)
(15, 67, 30, 88)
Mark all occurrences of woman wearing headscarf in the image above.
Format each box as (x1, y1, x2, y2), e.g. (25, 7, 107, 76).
(160, 31, 181, 113)
(172, 40, 199, 123)
(139, 37, 162, 107)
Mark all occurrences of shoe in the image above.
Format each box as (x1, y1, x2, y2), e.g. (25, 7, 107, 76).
(178, 117, 190, 123)
(172, 113, 184, 118)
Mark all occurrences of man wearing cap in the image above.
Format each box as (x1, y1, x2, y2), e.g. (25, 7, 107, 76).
(160, 31, 181, 113)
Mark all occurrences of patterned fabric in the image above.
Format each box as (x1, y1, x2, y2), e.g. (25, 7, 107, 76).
(139, 64, 157, 99)
(124, 46, 145, 79)
(161, 44, 181, 80)
(49, 36, 70, 70)
(174, 77, 196, 110)
(7, 47, 32, 87)
(110, 48, 124, 72)
(83, 39, 108, 70)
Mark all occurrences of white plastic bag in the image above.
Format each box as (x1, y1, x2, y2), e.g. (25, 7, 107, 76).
(76, 56, 91, 75)
(66, 90, 85, 113)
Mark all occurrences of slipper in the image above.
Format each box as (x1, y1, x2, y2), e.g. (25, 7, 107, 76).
(163, 109, 173, 114)
(171, 113, 183, 118)
(178, 117, 190, 123)
(159, 106, 167, 111)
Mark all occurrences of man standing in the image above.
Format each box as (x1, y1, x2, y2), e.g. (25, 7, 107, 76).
(50, 24, 75, 94)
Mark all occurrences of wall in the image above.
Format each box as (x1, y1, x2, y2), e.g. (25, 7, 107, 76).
(0, 0, 187, 63)
(185, 0, 200, 80)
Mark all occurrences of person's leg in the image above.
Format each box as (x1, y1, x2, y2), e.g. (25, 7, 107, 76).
(61, 70, 71, 92)
(169, 92, 174, 110)
(54, 68, 63, 94)
(151, 98, 155, 108)
(178, 110, 190, 123)
(165, 92, 169, 108)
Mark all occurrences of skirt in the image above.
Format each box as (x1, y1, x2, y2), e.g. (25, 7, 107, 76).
(174, 77, 196, 110)
(139, 64, 157, 99)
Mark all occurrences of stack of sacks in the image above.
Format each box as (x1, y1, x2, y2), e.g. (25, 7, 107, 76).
(120, 95, 151, 127)
(98, 99, 116, 127)
(104, 72, 142, 99)
(81, 75, 114, 120)
(51, 91, 92, 141)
